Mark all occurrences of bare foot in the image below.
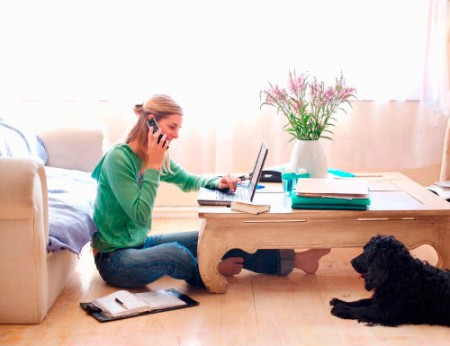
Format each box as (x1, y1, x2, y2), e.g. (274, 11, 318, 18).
(294, 248, 331, 274)
(218, 257, 244, 277)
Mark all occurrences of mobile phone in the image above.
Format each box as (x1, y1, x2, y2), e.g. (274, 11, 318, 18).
(146, 118, 165, 145)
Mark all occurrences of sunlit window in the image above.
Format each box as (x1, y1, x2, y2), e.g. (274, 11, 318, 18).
(0, 0, 446, 124)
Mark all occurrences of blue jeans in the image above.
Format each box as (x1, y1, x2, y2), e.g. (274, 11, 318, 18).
(94, 231, 294, 288)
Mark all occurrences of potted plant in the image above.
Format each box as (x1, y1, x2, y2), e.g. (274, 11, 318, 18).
(260, 70, 357, 177)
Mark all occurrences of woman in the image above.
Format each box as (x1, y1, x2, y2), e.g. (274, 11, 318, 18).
(91, 94, 330, 288)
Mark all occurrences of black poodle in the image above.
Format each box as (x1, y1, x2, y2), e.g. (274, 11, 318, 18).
(330, 234, 450, 326)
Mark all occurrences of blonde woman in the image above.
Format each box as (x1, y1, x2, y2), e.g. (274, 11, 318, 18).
(91, 94, 329, 288)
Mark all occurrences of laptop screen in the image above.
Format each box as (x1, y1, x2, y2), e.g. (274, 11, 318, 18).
(248, 142, 268, 200)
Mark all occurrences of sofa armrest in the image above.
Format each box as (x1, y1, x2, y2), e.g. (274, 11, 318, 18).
(39, 125, 108, 172)
(0, 158, 48, 223)
(0, 157, 50, 323)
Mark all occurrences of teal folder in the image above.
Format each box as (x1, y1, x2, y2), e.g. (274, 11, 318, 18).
(327, 168, 355, 178)
(291, 194, 370, 210)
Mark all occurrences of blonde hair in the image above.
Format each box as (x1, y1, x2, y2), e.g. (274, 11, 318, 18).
(126, 94, 183, 173)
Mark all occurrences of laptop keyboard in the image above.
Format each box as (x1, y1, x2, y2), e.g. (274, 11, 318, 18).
(215, 187, 249, 201)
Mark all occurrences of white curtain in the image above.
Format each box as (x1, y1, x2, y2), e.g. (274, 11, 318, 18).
(421, 0, 450, 115)
(0, 0, 448, 174)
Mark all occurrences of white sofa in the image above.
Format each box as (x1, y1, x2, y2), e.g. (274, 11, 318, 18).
(0, 123, 107, 324)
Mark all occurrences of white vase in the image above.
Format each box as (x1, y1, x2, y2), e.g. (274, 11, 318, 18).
(288, 140, 328, 178)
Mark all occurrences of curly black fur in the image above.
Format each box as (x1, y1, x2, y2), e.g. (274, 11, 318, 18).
(329, 235, 450, 327)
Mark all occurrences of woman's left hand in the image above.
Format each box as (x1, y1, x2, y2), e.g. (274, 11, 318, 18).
(218, 174, 241, 193)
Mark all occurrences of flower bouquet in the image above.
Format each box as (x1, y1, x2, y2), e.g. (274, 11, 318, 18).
(260, 70, 357, 141)
(260, 70, 357, 177)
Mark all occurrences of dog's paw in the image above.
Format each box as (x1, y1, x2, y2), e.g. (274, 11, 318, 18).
(329, 298, 345, 306)
(331, 304, 354, 319)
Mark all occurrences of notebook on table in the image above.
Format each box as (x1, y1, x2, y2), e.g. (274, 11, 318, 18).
(296, 178, 370, 199)
(292, 177, 371, 210)
(197, 142, 268, 206)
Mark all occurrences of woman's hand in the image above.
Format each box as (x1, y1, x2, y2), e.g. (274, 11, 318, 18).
(218, 174, 241, 193)
(144, 125, 170, 171)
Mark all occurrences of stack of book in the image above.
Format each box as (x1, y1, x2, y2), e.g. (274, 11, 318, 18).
(291, 178, 371, 210)
(427, 181, 450, 200)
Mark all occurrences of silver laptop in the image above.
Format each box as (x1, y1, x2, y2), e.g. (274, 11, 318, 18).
(197, 142, 268, 206)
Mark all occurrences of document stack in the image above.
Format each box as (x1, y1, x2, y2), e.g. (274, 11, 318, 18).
(291, 178, 371, 210)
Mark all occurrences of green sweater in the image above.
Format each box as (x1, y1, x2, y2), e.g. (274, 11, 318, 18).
(91, 143, 219, 252)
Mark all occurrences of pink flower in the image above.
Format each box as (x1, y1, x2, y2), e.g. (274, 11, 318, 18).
(260, 70, 357, 140)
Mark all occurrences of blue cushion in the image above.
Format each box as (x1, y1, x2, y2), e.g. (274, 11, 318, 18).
(0, 120, 48, 164)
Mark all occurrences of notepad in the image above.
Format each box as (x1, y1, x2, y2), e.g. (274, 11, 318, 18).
(296, 178, 369, 199)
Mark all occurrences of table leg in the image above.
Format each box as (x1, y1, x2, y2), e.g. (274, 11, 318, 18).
(197, 219, 229, 293)
(434, 225, 450, 269)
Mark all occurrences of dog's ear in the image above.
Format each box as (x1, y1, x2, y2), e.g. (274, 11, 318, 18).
(365, 253, 390, 290)
(364, 235, 411, 290)
(365, 235, 409, 262)
(363, 235, 386, 265)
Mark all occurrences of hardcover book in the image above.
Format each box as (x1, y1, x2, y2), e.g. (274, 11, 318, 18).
(230, 201, 270, 215)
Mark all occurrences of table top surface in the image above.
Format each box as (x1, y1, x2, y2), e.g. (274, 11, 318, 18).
(198, 172, 450, 219)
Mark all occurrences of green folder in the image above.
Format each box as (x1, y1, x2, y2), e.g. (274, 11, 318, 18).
(291, 194, 370, 210)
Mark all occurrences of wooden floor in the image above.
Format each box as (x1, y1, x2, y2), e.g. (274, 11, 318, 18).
(1, 218, 449, 346)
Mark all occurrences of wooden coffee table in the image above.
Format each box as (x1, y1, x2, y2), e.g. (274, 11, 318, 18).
(197, 172, 450, 293)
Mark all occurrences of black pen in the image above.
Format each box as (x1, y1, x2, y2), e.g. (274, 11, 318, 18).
(115, 297, 128, 309)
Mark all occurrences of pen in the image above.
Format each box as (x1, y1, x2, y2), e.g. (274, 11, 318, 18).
(238, 182, 265, 189)
(115, 297, 128, 309)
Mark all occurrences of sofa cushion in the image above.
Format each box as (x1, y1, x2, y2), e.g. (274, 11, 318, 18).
(46, 166, 98, 254)
(0, 120, 48, 164)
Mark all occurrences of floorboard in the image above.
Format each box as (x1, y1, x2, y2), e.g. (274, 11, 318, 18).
(0, 218, 448, 345)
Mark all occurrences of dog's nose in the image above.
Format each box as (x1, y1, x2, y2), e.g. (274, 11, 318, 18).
(351, 257, 363, 272)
